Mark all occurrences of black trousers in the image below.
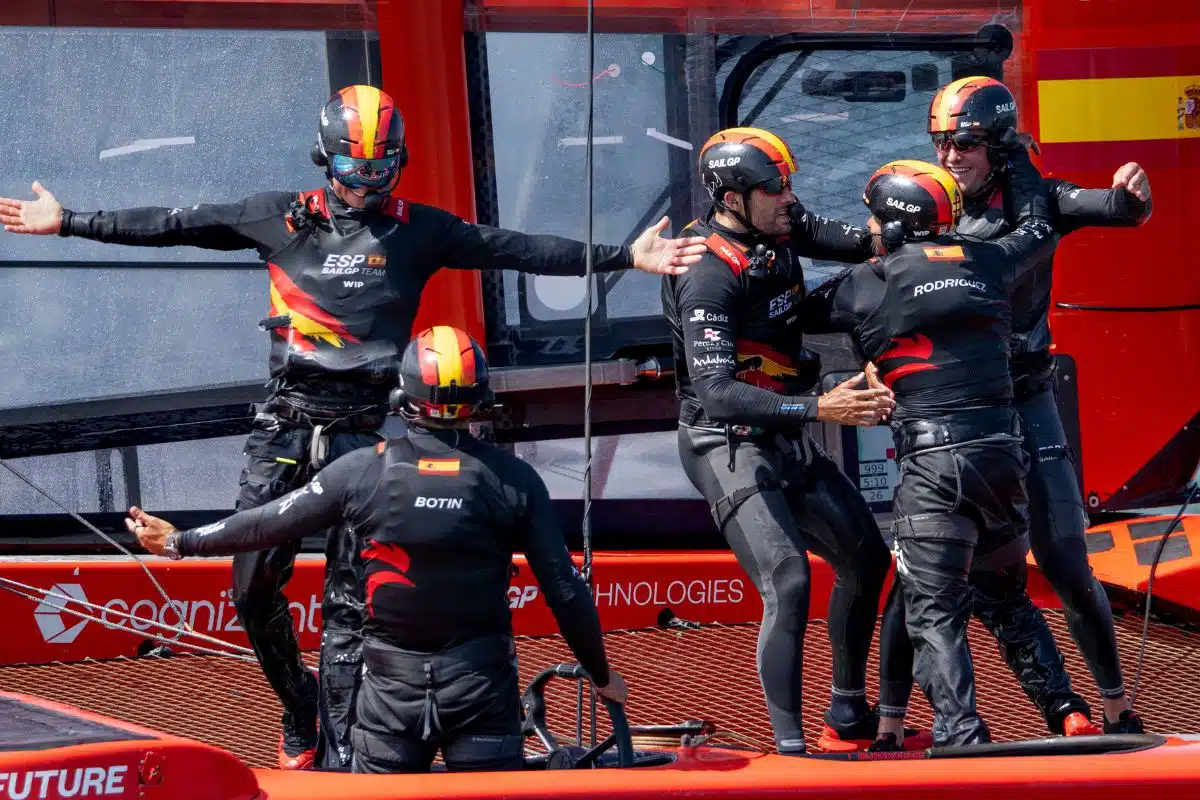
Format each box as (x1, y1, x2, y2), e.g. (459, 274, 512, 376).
(890, 425, 1035, 746)
(350, 635, 525, 774)
(678, 424, 896, 753)
(1010, 381, 1125, 700)
(229, 399, 384, 769)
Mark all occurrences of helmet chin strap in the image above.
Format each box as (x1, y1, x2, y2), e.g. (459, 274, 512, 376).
(361, 191, 388, 212)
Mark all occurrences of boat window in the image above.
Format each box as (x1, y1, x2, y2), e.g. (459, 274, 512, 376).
(472, 29, 1007, 508)
(724, 41, 1007, 512)
(0, 26, 381, 410)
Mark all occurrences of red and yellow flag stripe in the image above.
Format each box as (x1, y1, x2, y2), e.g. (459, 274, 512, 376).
(1037, 45, 1200, 170)
(338, 85, 395, 159)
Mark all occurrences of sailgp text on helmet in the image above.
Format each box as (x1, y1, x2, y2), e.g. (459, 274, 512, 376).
(311, 84, 409, 210)
(862, 160, 963, 252)
(927, 76, 1019, 163)
(390, 326, 495, 423)
(698, 127, 798, 235)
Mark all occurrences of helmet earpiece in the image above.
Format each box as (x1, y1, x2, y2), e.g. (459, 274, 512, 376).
(388, 386, 406, 415)
(881, 220, 906, 251)
(311, 139, 328, 169)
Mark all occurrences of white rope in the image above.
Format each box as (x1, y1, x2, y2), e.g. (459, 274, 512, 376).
(0, 457, 192, 634)
(0, 576, 254, 658)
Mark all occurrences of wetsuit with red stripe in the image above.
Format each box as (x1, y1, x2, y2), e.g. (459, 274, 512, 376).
(58, 185, 633, 767)
(174, 423, 610, 773)
(953, 173, 1151, 730)
(661, 205, 900, 753)
(799, 153, 1062, 743)
(60, 187, 633, 407)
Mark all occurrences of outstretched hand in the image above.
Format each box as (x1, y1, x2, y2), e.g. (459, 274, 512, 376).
(0, 181, 63, 235)
(124, 506, 178, 556)
(629, 216, 708, 276)
(1112, 162, 1150, 202)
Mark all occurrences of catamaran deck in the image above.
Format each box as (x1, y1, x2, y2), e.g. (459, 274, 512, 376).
(2, 609, 1197, 769)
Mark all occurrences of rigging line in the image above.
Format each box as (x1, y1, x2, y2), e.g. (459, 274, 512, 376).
(0, 457, 193, 634)
(0, 577, 254, 656)
(0, 581, 257, 663)
(1129, 480, 1200, 707)
(580, 0, 596, 595)
(579, 0, 599, 750)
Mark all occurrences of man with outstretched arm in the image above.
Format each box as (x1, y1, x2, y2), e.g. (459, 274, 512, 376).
(0, 85, 700, 770)
(662, 126, 932, 755)
(925, 76, 1151, 735)
(801, 150, 1060, 746)
(127, 325, 627, 774)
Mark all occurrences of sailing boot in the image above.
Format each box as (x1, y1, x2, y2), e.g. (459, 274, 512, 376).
(278, 708, 319, 770)
(1103, 709, 1145, 734)
(817, 705, 934, 752)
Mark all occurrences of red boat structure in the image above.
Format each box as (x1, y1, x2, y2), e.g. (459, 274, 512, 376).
(0, 0, 1198, 798)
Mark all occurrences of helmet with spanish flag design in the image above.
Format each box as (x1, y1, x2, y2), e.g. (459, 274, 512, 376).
(312, 84, 409, 202)
(391, 326, 494, 421)
(863, 160, 963, 249)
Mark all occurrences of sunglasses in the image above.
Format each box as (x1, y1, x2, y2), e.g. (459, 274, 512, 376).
(931, 131, 989, 153)
(755, 175, 793, 195)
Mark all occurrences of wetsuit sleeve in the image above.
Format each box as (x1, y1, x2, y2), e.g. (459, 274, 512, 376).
(175, 449, 371, 556)
(58, 191, 294, 254)
(789, 202, 875, 263)
(676, 256, 818, 424)
(986, 151, 1059, 288)
(427, 206, 633, 276)
(515, 464, 610, 686)
(799, 264, 883, 335)
(1047, 178, 1153, 236)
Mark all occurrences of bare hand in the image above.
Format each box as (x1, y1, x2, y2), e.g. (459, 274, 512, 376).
(0, 182, 63, 235)
(595, 669, 628, 706)
(124, 506, 178, 556)
(629, 216, 707, 276)
(864, 362, 893, 423)
(816, 370, 895, 427)
(1112, 162, 1150, 202)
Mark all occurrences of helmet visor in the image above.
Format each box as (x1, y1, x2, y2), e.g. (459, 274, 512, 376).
(331, 153, 401, 189)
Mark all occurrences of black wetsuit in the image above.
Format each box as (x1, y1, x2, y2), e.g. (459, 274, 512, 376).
(957, 175, 1151, 715)
(59, 186, 632, 766)
(174, 423, 609, 774)
(805, 159, 1059, 745)
(662, 204, 900, 753)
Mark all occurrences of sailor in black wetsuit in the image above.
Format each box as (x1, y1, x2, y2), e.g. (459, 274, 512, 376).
(927, 77, 1151, 735)
(662, 126, 931, 755)
(0, 85, 699, 770)
(803, 154, 1059, 746)
(125, 324, 628, 774)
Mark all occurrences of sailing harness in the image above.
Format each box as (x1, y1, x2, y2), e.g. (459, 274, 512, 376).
(684, 221, 798, 526)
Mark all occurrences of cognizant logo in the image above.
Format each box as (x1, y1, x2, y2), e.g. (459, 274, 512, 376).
(33, 583, 322, 645)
